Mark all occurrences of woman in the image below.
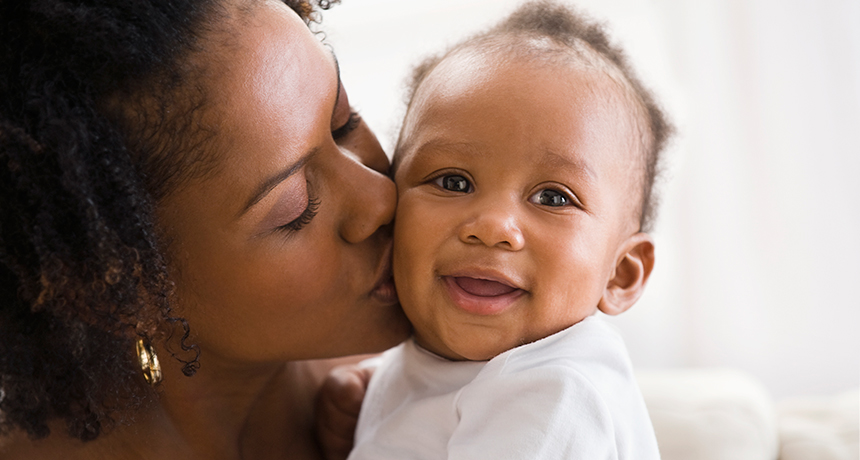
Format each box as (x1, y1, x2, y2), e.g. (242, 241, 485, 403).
(0, 0, 409, 458)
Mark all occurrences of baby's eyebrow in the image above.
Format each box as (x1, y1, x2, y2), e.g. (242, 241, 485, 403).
(413, 138, 485, 158)
(537, 149, 597, 183)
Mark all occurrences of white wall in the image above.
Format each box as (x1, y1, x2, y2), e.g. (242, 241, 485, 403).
(320, 0, 860, 400)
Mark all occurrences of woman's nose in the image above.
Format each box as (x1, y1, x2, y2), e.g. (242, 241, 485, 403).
(334, 146, 396, 244)
(458, 201, 525, 251)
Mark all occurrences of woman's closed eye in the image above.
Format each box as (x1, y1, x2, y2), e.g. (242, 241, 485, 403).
(332, 111, 361, 141)
(434, 174, 472, 193)
(277, 194, 320, 234)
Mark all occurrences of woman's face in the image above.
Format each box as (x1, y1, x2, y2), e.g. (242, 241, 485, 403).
(156, 0, 409, 364)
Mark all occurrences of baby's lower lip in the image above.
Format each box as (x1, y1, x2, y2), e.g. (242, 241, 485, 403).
(442, 276, 524, 315)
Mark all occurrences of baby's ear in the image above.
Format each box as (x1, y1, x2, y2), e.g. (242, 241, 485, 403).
(598, 233, 655, 316)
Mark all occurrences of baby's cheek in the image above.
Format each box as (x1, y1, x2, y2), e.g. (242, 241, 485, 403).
(393, 194, 437, 255)
(392, 198, 424, 285)
(551, 253, 606, 316)
(392, 195, 447, 313)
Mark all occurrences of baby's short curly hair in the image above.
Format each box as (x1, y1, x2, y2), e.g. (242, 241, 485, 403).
(399, 0, 673, 232)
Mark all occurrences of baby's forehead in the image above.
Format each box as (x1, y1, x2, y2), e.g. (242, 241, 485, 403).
(405, 39, 648, 156)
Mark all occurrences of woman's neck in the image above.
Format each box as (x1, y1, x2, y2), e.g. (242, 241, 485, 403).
(149, 357, 323, 460)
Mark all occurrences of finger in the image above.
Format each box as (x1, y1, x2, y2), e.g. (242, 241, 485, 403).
(319, 365, 371, 416)
(315, 365, 374, 459)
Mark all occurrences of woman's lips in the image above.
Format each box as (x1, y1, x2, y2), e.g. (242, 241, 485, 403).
(371, 274, 398, 305)
(442, 276, 524, 315)
(370, 243, 398, 305)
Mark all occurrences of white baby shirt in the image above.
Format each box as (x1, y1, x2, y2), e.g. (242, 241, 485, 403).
(348, 315, 661, 460)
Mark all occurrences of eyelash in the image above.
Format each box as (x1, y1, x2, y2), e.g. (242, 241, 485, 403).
(277, 195, 320, 234)
(332, 111, 361, 140)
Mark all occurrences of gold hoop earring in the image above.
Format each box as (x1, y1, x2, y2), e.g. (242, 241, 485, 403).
(136, 339, 162, 386)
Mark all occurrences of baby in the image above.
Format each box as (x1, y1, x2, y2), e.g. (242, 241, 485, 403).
(342, 1, 672, 458)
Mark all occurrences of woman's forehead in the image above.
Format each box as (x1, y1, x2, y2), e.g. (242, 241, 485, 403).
(161, 0, 336, 217)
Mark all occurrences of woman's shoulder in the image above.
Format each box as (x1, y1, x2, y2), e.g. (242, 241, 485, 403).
(1, 432, 68, 460)
(0, 432, 52, 460)
(0, 428, 127, 460)
(0, 431, 26, 460)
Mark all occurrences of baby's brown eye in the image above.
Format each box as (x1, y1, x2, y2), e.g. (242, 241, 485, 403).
(533, 189, 568, 207)
(435, 174, 472, 193)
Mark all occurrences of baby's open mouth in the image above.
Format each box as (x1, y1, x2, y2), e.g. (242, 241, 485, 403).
(442, 275, 525, 315)
(453, 276, 519, 297)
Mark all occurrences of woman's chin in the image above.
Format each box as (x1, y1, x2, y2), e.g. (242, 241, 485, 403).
(329, 307, 411, 358)
(365, 305, 412, 352)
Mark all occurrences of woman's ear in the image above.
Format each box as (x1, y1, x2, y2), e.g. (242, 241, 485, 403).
(598, 232, 655, 316)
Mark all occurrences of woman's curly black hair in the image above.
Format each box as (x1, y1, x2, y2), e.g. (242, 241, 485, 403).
(1, 0, 331, 443)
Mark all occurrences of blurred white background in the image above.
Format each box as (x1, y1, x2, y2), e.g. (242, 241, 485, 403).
(320, 0, 860, 400)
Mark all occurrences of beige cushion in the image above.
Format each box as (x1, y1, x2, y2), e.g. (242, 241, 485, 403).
(777, 388, 859, 460)
(637, 368, 779, 460)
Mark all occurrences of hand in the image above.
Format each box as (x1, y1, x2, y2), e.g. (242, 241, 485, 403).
(314, 363, 375, 460)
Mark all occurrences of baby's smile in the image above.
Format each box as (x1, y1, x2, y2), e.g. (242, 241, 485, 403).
(450, 276, 519, 297)
(441, 275, 527, 316)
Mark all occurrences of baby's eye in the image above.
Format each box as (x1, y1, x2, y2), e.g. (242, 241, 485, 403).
(434, 174, 472, 193)
(531, 189, 569, 207)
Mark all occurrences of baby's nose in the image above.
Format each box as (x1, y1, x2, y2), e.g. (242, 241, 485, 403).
(458, 205, 525, 251)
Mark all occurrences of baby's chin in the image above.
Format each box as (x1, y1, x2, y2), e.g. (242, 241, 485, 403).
(421, 334, 519, 362)
(457, 350, 502, 362)
(428, 316, 594, 361)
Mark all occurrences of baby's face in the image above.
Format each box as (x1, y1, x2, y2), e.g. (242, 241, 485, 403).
(393, 49, 644, 361)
